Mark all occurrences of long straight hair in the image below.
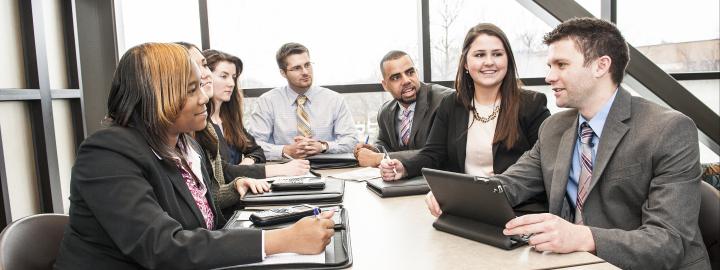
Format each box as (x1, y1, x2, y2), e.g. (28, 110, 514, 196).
(454, 23, 523, 149)
(106, 42, 194, 160)
(202, 49, 250, 152)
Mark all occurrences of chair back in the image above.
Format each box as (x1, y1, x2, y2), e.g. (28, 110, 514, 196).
(0, 214, 69, 270)
(699, 181, 719, 269)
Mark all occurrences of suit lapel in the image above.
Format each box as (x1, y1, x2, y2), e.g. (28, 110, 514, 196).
(162, 160, 207, 228)
(409, 84, 429, 146)
(457, 103, 469, 173)
(388, 103, 401, 149)
(587, 89, 631, 194)
(549, 115, 578, 214)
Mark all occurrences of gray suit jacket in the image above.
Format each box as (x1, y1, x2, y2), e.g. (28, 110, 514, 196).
(497, 88, 710, 270)
(375, 83, 454, 159)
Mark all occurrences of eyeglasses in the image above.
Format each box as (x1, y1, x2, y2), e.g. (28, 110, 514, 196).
(286, 62, 313, 73)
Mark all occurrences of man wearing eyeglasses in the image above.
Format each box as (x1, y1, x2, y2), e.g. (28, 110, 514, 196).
(248, 42, 358, 160)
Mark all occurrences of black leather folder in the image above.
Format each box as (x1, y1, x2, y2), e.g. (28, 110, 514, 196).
(365, 176, 429, 198)
(306, 153, 358, 169)
(423, 168, 527, 250)
(241, 178, 344, 206)
(220, 205, 352, 269)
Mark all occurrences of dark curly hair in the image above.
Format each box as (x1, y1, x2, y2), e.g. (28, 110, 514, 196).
(543, 17, 630, 85)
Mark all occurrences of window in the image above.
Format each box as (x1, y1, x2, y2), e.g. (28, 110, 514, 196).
(618, 1, 720, 73)
(429, 0, 553, 81)
(114, 0, 202, 57)
(208, 0, 421, 89)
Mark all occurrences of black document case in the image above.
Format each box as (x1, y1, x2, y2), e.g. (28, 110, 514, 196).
(423, 168, 526, 250)
(219, 205, 352, 269)
(241, 178, 344, 206)
(365, 176, 429, 198)
(306, 153, 358, 169)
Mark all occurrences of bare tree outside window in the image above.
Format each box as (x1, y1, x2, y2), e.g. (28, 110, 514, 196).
(432, 0, 466, 80)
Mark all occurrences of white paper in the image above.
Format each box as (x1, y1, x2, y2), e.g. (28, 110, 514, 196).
(246, 238, 332, 266)
(235, 211, 253, 221)
(327, 167, 381, 182)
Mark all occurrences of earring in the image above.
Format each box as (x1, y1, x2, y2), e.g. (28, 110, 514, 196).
(465, 70, 469, 74)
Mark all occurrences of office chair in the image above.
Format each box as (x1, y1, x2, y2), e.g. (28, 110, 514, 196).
(0, 213, 68, 270)
(699, 180, 719, 269)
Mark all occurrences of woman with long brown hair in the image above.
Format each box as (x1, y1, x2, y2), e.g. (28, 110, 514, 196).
(380, 23, 551, 215)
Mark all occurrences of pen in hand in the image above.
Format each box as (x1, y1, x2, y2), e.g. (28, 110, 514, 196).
(380, 146, 398, 175)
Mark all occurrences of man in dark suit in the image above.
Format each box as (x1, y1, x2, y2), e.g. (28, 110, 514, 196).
(425, 18, 710, 269)
(354, 50, 453, 167)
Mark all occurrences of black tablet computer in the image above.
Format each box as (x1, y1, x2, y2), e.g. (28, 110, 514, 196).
(422, 168, 527, 249)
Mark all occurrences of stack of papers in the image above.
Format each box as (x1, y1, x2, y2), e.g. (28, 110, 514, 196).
(327, 167, 381, 182)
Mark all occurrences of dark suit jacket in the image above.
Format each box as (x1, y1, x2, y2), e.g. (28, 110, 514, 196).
(401, 89, 550, 213)
(498, 88, 710, 269)
(213, 123, 266, 180)
(55, 127, 262, 270)
(375, 83, 454, 160)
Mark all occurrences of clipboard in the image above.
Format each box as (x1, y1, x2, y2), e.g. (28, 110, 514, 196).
(365, 176, 430, 198)
(219, 205, 353, 269)
(241, 178, 345, 206)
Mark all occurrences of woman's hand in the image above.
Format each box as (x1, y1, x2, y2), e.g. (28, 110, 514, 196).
(234, 177, 270, 197)
(264, 211, 335, 255)
(266, 159, 311, 177)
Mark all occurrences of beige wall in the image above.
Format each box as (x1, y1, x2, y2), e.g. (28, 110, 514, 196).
(0, 0, 25, 88)
(53, 100, 75, 214)
(0, 102, 40, 220)
(1, 0, 77, 219)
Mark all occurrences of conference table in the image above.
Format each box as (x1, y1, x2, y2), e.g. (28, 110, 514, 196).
(317, 167, 620, 269)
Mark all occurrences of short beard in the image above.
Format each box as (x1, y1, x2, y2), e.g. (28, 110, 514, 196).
(395, 96, 416, 106)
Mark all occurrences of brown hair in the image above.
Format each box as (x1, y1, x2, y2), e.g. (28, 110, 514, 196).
(202, 49, 250, 153)
(276, 42, 309, 70)
(106, 42, 195, 160)
(543, 17, 629, 85)
(454, 23, 522, 149)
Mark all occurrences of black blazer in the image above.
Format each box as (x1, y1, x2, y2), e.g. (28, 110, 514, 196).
(401, 90, 551, 213)
(55, 127, 262, 270)
(375, 83, 454, 160)
(213, 123, 266, 179)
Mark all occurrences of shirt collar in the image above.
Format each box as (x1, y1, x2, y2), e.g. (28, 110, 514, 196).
(285, 85, 316, 106)
(397, 101, 416, 113)
(577, 88, 618, 139)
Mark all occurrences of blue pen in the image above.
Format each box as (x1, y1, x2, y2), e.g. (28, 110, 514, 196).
(364, 135, 369, 144)
(313, 207, 321, 219)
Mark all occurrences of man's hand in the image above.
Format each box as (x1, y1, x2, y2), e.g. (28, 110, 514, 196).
(503, 213, 596, 253)
(295, 136, 324, 157)
(353, 143, 379, 157)
(379, 158, 406, 181)
(356, 148, 383, 167)
(283, 138, 308, 159)
(425, 191, 442, 217)
(234, 178, 270, 197)
(239, 157, 255, 165)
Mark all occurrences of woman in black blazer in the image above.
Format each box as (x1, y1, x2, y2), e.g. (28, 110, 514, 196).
(54, 43, 334, 270)
(380, 23, 551, 215)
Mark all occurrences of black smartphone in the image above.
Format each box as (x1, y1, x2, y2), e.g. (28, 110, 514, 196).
(249, 205, 316, 226)
(271, 177, 325, 191)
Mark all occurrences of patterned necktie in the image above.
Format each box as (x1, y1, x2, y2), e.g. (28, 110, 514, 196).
(296, 95, 313, 137)
(400, 108, 413, 146)
(575, 122, 594, 225)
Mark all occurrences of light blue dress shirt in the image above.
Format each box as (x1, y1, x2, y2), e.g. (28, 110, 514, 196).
(395, 101, 416, 146)
(566, 89, 618, 207)
(247, 85, 358, 160)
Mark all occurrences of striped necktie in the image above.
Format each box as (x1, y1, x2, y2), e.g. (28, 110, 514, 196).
(575, 122, 594, 225)
(296, 95, 313, 137)
(400, 108, 413, 146)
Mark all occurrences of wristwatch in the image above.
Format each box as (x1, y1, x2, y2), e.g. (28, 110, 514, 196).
(320, 141, 328, 153)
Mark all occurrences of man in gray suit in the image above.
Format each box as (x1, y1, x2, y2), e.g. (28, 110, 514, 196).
(425, 18, 710, 269)
(354, 50, 453, 167)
